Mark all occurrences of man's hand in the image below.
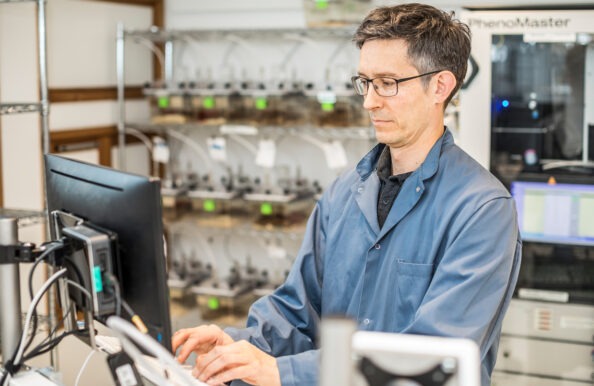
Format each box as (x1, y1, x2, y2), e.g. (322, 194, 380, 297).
(171, 325, 281, 386)
(193, 340, 280, 386)
(172, 324, 234, 364)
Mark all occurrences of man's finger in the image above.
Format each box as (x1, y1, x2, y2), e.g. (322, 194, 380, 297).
(204, 364, 253, 386)
(171, 329, 191, 353)
(196, 343, 248, 382)
(176, 334, 211, 363)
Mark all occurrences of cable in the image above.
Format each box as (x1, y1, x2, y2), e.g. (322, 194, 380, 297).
(132, 37, 165, 80)
(104, 273, 122, 317)
(28, 300, 76, 359)
(166, 129, 214, 172)
(100, 273, 147, 334)
(65, 279, 92, 307)
(124, 127, 154, 154)
(228, 134, 258, 156)
(28, 241, 64, 299)
(74, 349, 97, 386)
(14, 268, 67, 366)
(1, 268, 67, 386)
(120, 300, 148, 335)
(22, 278, 92, 362)
(23, 329, 88, 362)
(24, 241, 65, 355)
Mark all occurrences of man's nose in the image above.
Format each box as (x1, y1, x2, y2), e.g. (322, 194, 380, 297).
(362, 85, 382, 110)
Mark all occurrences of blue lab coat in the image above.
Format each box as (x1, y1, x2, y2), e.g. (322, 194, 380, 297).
(226, 129, 522, 386)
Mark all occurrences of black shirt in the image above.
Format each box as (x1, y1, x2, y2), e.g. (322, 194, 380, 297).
(376, 146, 412, 228)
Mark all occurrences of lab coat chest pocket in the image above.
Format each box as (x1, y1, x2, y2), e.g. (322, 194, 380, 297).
(396, 260, 434, 316)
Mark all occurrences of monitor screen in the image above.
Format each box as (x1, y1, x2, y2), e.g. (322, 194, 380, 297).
(511, 179, 594, 246)
(44, 154, 172, 350)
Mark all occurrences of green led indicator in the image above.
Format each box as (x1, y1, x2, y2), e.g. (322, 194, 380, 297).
(203, 96, 215, 109)
(203, 199, 216, 212)
(321, 102, 335, 112)
(255, 97, 268, 110)
(157, 96, 169, 108)
(93, 266, 103, 293)
(207, 297, 220, 310)
(260, 202, 273, 216)
(315, 0, 329, 10)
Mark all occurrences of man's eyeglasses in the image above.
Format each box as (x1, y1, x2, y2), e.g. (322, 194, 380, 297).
(351, 70, 442, 97)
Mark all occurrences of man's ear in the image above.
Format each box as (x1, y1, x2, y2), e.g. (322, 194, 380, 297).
(433, 70, 457, 104)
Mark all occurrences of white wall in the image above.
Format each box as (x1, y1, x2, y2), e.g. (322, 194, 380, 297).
(0, 1, 154, 383)
(0, 0, 155, 214)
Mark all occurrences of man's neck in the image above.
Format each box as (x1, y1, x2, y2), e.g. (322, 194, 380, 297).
(388, 127, 444, 175)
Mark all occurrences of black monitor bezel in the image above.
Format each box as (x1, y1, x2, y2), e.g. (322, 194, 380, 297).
(44, 154, 172, 351)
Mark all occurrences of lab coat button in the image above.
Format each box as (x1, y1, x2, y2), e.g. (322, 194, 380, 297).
(416, 186, 421, 193)
(374, 244, 381, 250)
(358, 187, 363, 193)
(363, 318, 371, 325)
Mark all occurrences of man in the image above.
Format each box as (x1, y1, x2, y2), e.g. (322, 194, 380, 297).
(172, 4, 521, 386)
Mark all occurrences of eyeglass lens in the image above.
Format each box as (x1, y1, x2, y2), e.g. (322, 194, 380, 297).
(353, 77, 398, 97)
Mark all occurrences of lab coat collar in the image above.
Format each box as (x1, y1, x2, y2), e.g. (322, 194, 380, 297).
(355, 128, 451, 181)
(353, 128, 452, 237)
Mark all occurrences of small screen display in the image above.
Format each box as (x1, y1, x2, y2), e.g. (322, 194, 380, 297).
(511, 180, 594, 246)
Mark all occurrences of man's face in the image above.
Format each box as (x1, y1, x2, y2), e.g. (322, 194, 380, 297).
(357, 39, 436, 150)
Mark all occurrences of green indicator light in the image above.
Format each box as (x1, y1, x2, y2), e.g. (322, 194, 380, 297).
(203, 199, 216, 212)
(260, 202, 273, 216)
(321, 102, 335, 112)
(315, 0, 329, 10)
(255, 97, 268, 110)
(207, 297, 220, 310)
(157, 96, 169, 108)
(203, 96, 215, 109)
(93, 266, 103, 293)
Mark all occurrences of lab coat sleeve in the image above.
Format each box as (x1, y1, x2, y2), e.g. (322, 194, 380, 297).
(225, 199, 328, 386)
(401, 196, 521, 385)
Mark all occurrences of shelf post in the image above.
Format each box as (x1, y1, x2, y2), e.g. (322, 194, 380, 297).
(117, 22, 126, 170)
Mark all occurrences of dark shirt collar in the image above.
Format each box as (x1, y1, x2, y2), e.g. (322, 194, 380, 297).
(376, 145, 412, 182)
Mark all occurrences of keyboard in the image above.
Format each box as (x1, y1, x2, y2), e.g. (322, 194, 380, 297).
(138, 355, 208, 386)
(94, 334, 122, 354)
(95, 334, 208, 385)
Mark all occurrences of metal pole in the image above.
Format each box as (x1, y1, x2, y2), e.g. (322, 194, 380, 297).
(37, 0, 59, 369)
(116, 22, 126, 171)
(164, 40, 174, 88)
(583, 44, 594, 163)
(319, 317, 356, 386)
(0, 218, 22, 363)
(37, 0, 49, 155)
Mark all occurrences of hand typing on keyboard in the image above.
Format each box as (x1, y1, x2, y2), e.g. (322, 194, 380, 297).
(137, 355, 210, 386)
(172, 325, 281, 386)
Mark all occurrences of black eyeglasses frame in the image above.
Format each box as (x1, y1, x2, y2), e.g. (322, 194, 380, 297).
(351, 70, 443, 97)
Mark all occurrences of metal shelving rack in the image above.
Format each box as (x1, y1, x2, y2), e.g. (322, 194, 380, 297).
(115, 24, 368, 168)
(0, 0, 52, 366)
(122, 26, 357, 43)
(0, 0, 49, 155)
(0, 0, 50, 222)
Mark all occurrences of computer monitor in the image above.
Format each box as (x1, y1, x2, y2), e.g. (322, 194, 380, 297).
(510, 178, 594, 246)
(352, 331, 481, 386)
(44, 154, 172, 350)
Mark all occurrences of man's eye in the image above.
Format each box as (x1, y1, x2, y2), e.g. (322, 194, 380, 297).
(379, 79, 396, 87)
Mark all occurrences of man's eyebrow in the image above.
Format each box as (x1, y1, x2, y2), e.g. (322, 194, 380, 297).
(357, 71, 399, 78)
